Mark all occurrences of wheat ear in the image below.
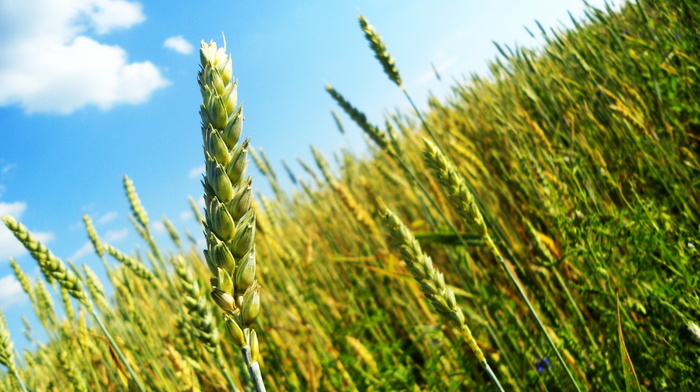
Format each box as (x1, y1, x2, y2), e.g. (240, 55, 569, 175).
(358, 15, 402, 88)
(104, 244, 155, 281)
(198, 39, 265, 392)
(10, 258, 34, 303)
(2, 217, 89, 307)
(173, 255, 241, 391)
(1, 215, 147, 392)
(0, 311, 29, 392)
(381, 208, 504, 391)
(358, 15, 446, 154)
(422, 139, 581, 392)
(325, 85, 391, 151)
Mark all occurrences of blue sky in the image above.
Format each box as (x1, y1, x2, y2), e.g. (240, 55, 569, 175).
(0, 0, 617, 354)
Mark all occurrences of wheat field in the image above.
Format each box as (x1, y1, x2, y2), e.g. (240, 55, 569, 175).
(1, 0, 699, 390)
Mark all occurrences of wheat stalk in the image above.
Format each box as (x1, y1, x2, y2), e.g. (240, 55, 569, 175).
(198, 38, 265, 392)
(357, 15, 446, 155)
(422, 138, 582, 391)
(381, 208, 505, 391)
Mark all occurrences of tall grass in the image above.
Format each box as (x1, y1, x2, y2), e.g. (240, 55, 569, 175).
(1, 0, 699, 390)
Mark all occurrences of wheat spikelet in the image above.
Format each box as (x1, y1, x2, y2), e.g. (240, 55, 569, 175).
(83, 264, 112, 315)
(162, 215, 182, 248)
(0, 312, 17, 374)
(58, 351, 88, 392)
(198, 38, 265, 392)
(331, 109, 345, 134)
(381, 208, 503, 390)
(123, 175, 149, 228)
(311, 145, 334, 185)
(189, 195, 206, 229)
(358, 15, 402, 88)
(334, 182, 379, 236)
(2, 216, 90, 306)
(104, 244, 155, 281)
(173, 255, 219, 353)
(325, 85, 390, 151)
(32, 279, 57, 330)
(345, 336, 378, 375)
(422, 138, 582, 391)
(0, 311, 29, 392)
(166, 345, 202, 392)
(60, 287, 76, 321)
(83, 214, 105, 258)
(10, 258, 34, 302)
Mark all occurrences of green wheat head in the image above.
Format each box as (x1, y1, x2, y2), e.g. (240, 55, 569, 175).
(358, 15, 403, 88)
(0, 311, 17, 373)
(2, 216, 90, 307)
(325, 85, 390, 151)
(198, 38, 261, 353)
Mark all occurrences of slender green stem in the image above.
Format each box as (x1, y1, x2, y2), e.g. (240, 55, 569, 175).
(484, 236, 582, 392)
(90, 308, 147, 392)
(402, 88, 445, 156)
(241, 345, 266, 392)
(216, 347, 242, 392)
(480, 361, 505, 392)
(10, 369, 29, 392)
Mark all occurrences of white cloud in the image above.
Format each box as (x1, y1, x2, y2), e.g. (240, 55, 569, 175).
(1, 163, 16, 175)
(70, 241, 94, 261)
(104, 228, 128, 242)
(0, 201, 26, 217)
(0, 0, 169, 114)
(97, 211, 118, 225)
(164, 36, 194, 55)
(179, 210, 193, 221)
(189, 165, 205, 179)
(87, 0, 145, 34)
(0, 201, 55, 260)
(152, 221, 166, 234)
(0, 275, 26, 309)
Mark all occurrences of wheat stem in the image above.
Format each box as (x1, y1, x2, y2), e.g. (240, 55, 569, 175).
(381, 208, 504, 391)
(422, 139, 582, 392)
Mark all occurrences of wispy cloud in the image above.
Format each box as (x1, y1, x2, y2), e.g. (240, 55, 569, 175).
(104, 228, 128, 242)
(179, 210, 193, 221)
(0, 201, 25, 217)
(70, 241, 93, 261)
(0, 0, 169, 114)
(189, 165, 205, 179)
(0, 275, 26, 309)
(164, 36, 194, 55)
(1, 163, 16, 175)
(152, 221, 166, 235)
(97, 211, 118, 225)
